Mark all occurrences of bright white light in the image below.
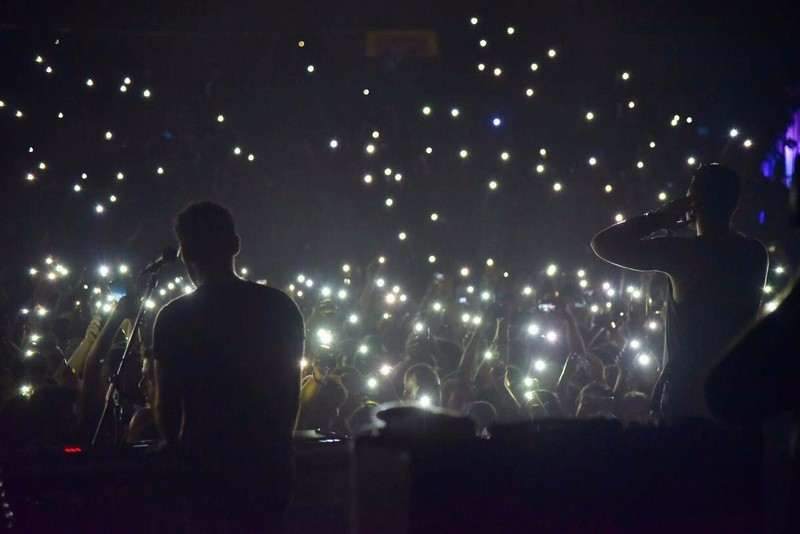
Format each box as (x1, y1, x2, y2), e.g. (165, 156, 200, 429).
(493, 67, 502, 76)
(545, 331, 558, 343)
(145, 299, 156, 309)
(425, 147, 433, 154)
(605, 184, 613, 193)
(615, 213, 624, 223)
(763, 285, 773, 294)
(384, 168, 392, 176)
(536, 164, 545, 173)
(460, 267, 470, 277)
(484, 350, 494, 360)
(414, 323, 425, 333)
(109, 195, 117, 203)
(590, 304, 599, 313)
(385, 293, 396, 305)
(117, 172, 124, 180)
(637, 161, 644, 169)
(526, 88, 534, 97)
(534, 359, 547, 372)
(124, 77, 131, 84)
(428, 255, 437, 264)
(422, 106, 432, 115)
(486, 258, 494, 267)
(479, 39, 487, 47)
(586, 111, 595, 121)
(143, 89, 151, 98)
(628, 101, 635, 109)
(743, 139, 753, 148)
(548, 49, 556, 58)
(300, 358, 308, 369)
(430, 212, 439, 221)
(451, 108, 460, 117)
(157, 167, 164, 175)
(477, 63, 486, 71)
(119, 85, 127, 92)
(95, 204, 105, 214)
(579, 279, 588, 288)
(398, 232, 407, 240)
(306, 65, 315, 73)
(375, 278, 385, 288)
(687, 157, 696, 165)
(470, 17, 478, 25)
(546, 264, 558, 276)
(622, 72, 630, 80)
(637, 354, 652, 366)
(553, 182, 562, 192)
(86, 79, 94, 87)
(629, 339, 641, 350)
(419, 395, 432, 407)
(507, 27, 515, 35)
(248, 154, 255, 161)
(98, 265, 110, 277)
(459, 149, 469, 158)
(432, 301, 442, 312)
(363, 174, 373, 184)
(385, 198, 394, 207)
(329, 139, 338, 149)
(729, 128, 739, 138)
(500, 151, 510, 161)
(363, 89, 370, 95)
(481, 291, 491, 301)
(488, 180, 498, 190)
(317, 329, 334, 345)
(527, 324, 540, 336)
(522, 286, 533, 296)
(650, 141, 656, 148)
(765, 300, 779, 313)
(337, 289, 348, 300)
(492, 117, 502, 127)
(367, 377, 378, 389)
(589, 157, 597, 166)
(530, 63, 539, 71)
(26, 173, 35, 181)
(775, 265, 785, 275)
(648, 321, 659, 330)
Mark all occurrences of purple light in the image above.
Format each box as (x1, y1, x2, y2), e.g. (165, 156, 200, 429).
(759, 211, 766, 225)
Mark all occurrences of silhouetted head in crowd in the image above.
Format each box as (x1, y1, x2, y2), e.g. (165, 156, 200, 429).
(441, 378, 472, 411)
(174, 201, 240, 287)
(617, 391, 651, 423)
(404, 363, 441, 406)
(687, 164, 741, 233)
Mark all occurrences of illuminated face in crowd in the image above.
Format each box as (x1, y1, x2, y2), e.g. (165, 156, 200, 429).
(403, 373, 419, 401)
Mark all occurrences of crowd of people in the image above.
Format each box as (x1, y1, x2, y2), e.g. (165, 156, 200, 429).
(0, 218, 786, 452)
(0, 167, 797, 529)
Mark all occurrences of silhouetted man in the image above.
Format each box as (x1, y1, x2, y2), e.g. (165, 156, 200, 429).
(591, 164, 768, 418)
(153, 201, 304, 531)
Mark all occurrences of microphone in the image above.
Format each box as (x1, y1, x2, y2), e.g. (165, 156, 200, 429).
(139, 247, 178, 275)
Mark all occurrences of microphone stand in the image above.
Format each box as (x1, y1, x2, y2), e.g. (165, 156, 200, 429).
(92, 269, 161, 445)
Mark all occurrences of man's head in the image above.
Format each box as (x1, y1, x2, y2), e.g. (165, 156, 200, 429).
(174, 202, 240, 284)
(687, 164, 741, 227)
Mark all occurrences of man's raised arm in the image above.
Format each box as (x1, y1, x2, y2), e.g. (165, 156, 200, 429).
(591, 197, 694, 272)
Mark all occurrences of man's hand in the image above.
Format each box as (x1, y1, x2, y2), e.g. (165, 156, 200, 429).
(649, 196, 695, 230)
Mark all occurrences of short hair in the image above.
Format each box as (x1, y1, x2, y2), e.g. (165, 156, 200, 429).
(690, 164, 741, 223)
(174, 201, 237, 257)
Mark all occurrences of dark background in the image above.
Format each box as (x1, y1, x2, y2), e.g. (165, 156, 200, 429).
(1, 0, 798, 302)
